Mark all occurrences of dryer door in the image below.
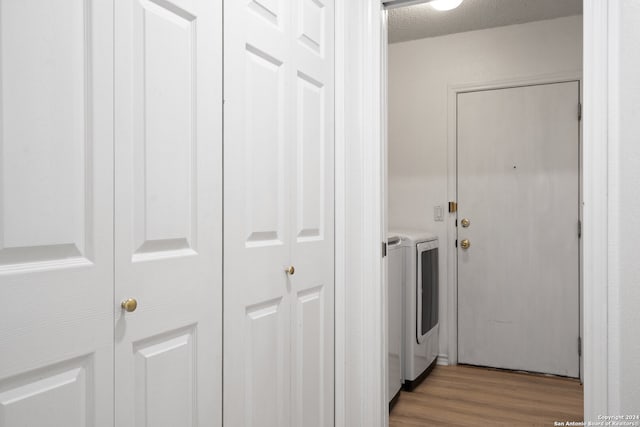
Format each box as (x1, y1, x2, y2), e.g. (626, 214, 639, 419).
(416, 240, 438, 344)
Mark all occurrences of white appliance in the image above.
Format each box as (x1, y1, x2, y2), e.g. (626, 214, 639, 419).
(391, 229, 439, 390)
(387, 235, 403, 407)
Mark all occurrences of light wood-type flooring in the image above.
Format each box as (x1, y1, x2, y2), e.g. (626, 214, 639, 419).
(390, 365, 583, 426)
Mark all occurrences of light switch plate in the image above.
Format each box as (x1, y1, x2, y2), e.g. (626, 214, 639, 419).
(434, 205, 444, 222)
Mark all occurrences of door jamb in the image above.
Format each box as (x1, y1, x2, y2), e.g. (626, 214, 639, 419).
(446, 73, 583, 372)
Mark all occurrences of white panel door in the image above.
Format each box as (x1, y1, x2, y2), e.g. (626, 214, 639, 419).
(224, 0, 334, 425)
(457, 82, 580, 377)
(114, 0, 222, 425)
(0, 1, 114, 426)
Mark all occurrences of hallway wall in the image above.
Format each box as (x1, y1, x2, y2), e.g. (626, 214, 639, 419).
(388, 15, 583, 361)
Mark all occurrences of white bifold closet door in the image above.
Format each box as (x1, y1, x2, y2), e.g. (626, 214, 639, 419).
(223, 0, 335, 425)
(114, 0, 222, 426)
(0, 1, 115, 426)
(0, 1, 222, 426)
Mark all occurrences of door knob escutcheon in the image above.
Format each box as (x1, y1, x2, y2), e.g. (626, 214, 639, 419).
(121, 298, 138, 312)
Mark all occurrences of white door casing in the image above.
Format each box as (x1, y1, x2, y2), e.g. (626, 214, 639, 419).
(350, 0, 608, 421)
(115, 0, 222, 425)
(0, 1, 114, 425)
(457, 82, 581, 377)
(223, 0, 335, 425)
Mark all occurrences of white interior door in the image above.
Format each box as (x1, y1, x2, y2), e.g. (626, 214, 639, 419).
(114, 0, 222, 425)
(457, 82, 580, 377)
(223, 0, 335, 425)
(0, 1, 114, 425)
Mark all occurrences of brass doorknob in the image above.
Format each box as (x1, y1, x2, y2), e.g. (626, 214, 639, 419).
(121, 298, 138, 312)
(461, 218, 471, 228)
(285, 265, 295, 275)
(460, 239, 471, 249)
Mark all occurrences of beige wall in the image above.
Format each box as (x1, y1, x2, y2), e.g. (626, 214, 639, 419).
(388, 15, 583, 359)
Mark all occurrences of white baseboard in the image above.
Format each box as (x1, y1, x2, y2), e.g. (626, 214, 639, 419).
(437, 354, 449, 366)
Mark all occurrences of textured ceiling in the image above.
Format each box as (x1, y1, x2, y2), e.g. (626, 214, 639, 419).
(388, 0, 582, 43)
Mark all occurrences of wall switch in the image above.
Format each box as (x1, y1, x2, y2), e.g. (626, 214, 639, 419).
(434, 205, 444, 222)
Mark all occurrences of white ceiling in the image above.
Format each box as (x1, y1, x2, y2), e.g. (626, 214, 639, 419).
(388, 0, 582, 44)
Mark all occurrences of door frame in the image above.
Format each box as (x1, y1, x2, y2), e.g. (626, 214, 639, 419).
(446, 74, 583, 376)
(335, 0, 615, 424)
(334, 1, 386, 426)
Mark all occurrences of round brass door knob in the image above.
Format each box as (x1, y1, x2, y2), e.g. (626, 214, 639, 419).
(461, 218, 471, 228)
(121, 298, 138, 313)
(285, 265, 295, 275)
(460, 239, 471, 250)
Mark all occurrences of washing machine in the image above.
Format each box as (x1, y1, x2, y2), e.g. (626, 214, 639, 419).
(391, 229, 439, 391)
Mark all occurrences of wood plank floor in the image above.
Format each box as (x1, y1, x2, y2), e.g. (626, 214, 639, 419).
(390, 365, 583, 426)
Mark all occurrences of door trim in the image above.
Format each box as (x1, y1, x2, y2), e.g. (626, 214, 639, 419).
(340, 0, 615, 424)
(582, 0, 618, 418)
(446, 74, 583, 372)
(450, 77, 583, 378)
(334, 1, 386, 426)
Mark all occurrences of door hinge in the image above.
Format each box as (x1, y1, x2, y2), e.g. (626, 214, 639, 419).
(578, 219, 582, 238)
(578, 336, 582, 356)
(382, 242, 387, 258)
(578, 102, 582, 121)
(448, 201, 457, 213)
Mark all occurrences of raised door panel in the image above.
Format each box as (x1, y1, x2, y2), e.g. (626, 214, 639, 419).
(0, 357, 91, 427)
(244, 44, 286, 247)
(115, 0, 222, 425)
(133, 327, 195, 427)
(0, 0, 114, 425)
(294, 287, 325, 427)
(295, 72, 324, 242)
(244, 299, 287, 427)
(0, 0, 90, 267)
(132, 0, 197, 259)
